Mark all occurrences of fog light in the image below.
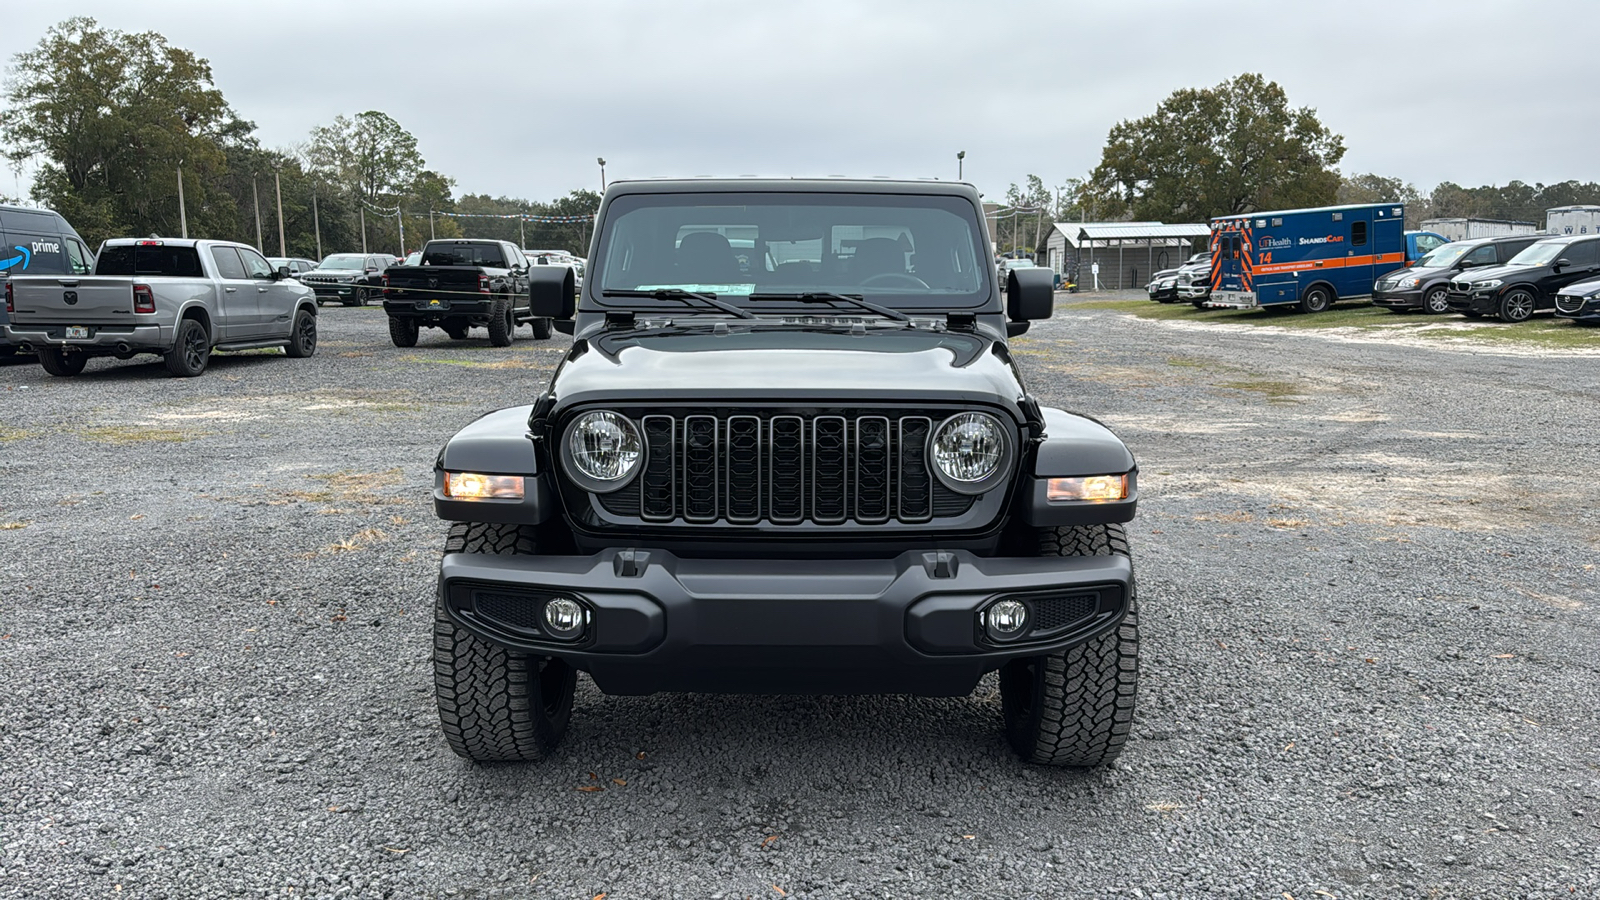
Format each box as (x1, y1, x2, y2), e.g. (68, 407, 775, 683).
(443, 472, 524, 500)
(985, 599, 1028, 638)
(542, 597, 586, 639)
(1046, 474, 1128, 502)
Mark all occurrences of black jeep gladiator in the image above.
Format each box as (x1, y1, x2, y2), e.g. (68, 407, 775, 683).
(381, 239, 549, 346)
(429, 179, 1141, 766)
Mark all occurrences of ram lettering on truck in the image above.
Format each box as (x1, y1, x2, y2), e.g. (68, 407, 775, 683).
(2, 238, 319, 377)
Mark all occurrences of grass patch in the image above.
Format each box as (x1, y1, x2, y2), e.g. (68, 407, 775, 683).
(1165, 355, 1234, 372)
(0, 427, 34, 443)
(1, 521, 28, 530)
(400, 354, 547, 370)
(79, 426, 194, 444)
(1064, 298, 1600, 349)
(1218, 378, 1303, 403)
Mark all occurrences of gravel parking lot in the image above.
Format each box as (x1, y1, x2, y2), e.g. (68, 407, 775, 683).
(2, 301, 1597, 899)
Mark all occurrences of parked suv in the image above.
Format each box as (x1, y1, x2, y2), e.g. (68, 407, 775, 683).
(0, 205, 95, 358)
(1374, 234, 1540, 314)
(301, 253, 393, 306)
(1148, 252, 1208, 303)
(1447, 234, 1600, 322)
(427, 179, 1141, 767)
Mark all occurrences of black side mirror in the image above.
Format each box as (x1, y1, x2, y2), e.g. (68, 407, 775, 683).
(1554, 258, 1572, 271)
(1006, 267, 1055, 321)
(528, 265, 576, 319)
(275, 265, 291, 280)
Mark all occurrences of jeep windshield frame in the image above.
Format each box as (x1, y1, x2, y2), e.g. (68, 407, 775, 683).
(590, 191, 993, 314)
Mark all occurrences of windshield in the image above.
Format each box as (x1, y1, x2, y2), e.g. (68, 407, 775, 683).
(424, 242, 506, 267)
(1415, 243, 1475, 268)
(1507, 241, 1567, 267)
(321, 255, 366, 270)
(595, 192, 989, 311)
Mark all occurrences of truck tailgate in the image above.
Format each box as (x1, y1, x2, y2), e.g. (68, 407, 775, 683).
(385, 266, 484, 295)
(8, 276, 136, 324)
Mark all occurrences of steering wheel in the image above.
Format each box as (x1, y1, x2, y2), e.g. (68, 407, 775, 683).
(860, 272, 931, 290)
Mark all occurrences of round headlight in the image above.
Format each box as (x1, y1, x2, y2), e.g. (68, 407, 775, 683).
(564, 411, 642, 490)
(930, 412, 1008, 493)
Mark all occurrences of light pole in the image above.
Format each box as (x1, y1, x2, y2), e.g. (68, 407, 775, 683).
(177, 159, 188, 239)
(598, 157, 607, 191)
(312, 187, 323, 260)
(252, 175, 264, 251)
(274, 171, 286, 257)
(957, 150, 965, 181)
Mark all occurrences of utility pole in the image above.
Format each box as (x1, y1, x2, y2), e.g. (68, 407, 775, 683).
(252, 176, 264, 250)
(396, 208, 405, 257)
(360, 207, 368, 253)
(957, 150, 965, 180)
(274, 171, 286, 257)
(519, 215, 525, 250)
(429, 209, 435, 242)
(177, 160, 188, 239)
(312, 188, 323, 260)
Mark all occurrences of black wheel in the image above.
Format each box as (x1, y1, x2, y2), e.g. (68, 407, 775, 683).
(1423, 286, 1451, 315)
(163, 318, 210, 377)
(530, 316, 553, 340)
(1190, 297, 1208, 309)
(37, 347, 87, 376)
(443, 319, 469, 340)
(1498, 289, 1536, 323)
(1000, 523, 1139, 767)
(388, 315, 419, 348)
(0, 345, 15, 358)
(1298, 285, 1332, 314)
(487, 297, 514, 347)
(285, 308, 317, 358)
(434, 522, 577, 762)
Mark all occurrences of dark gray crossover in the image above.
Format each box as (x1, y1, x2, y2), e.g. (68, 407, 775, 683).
(1373, 234, 1540, 314)
(428, 179, 1141, 766)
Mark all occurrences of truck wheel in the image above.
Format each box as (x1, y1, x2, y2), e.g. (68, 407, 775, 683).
(1298, 285, 1332, 314)
(388, 316, 419, 348)
(531, 317, 553, 340)
(163, 319, 211, 377)
(443, 319, 469, 340)
(487, 297, 515, 347)
(999, 523, 1139, 767)
(37, 347, 87, 377)
(434, 522, 577, 761)
(1190, 297, 1208, 309)
(1423, 286, 1451, 315)
(285, 308, 317, 358)
(1498, 289, 1536, 323)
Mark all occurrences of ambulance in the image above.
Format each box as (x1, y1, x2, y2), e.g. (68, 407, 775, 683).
(1204, 203, 1412, 313)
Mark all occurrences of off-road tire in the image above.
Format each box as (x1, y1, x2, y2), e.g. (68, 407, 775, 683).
(37, 347, 87, 377)
(1298, 285, 1332, 314)
(164, 319, 210, 377)
(1499, 288, 1536, 323)
(434, 522, 577, 762)
(1423, 286, 1451, 315)
(388, 315, 419, 348)
(443, 319, 469, 340)
(1000, 523, 1139, 767)
(285, 308, 317, 358)
(488, 296, 514, 347)
(531, 316, 553, 340)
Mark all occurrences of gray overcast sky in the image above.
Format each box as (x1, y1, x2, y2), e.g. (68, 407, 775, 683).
(4, 0, 1595, 204)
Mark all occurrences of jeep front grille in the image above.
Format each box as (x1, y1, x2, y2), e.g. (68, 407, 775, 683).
(595, 411, 980, 525)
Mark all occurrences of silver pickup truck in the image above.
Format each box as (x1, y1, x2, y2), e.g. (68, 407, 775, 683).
(3, 237, 319, 377)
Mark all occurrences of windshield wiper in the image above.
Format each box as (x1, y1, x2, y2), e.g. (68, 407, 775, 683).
(602, 288, 756, 319)
(746, 291, 911, 322)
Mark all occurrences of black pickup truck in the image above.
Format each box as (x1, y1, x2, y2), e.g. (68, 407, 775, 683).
(380, 239, 550, 346)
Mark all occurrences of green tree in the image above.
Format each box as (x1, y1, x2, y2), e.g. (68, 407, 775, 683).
(1338, 173, 1425, 226)
(1, 17, 254, 245)
(1088, 73, 1345, 223)
(305, 111, 425, 205)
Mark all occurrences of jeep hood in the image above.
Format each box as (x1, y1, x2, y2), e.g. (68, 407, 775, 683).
(549, 328, 1026, 412)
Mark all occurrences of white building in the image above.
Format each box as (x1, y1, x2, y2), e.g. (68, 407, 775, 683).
(1039, 222, 1210, 289)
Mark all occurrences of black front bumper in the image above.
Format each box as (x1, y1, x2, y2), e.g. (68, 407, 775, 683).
(309, 282, 358, 300)
(1447, 290, 1498, 315)
(439, 547, 1133, 696)
(1372, 287, 1423, 309)
(1147, 285, 1177, 301)
(1556, 297, 1600, 322)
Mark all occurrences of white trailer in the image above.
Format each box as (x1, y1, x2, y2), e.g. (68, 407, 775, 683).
(1420, 217, 1539, 242)
(1546, 205, 1600, 236)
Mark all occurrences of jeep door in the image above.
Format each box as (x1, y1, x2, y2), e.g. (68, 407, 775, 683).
(1541, 238, 1600, 307)
(207, 245, 260, 340)
(239, 245, 297, 336)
